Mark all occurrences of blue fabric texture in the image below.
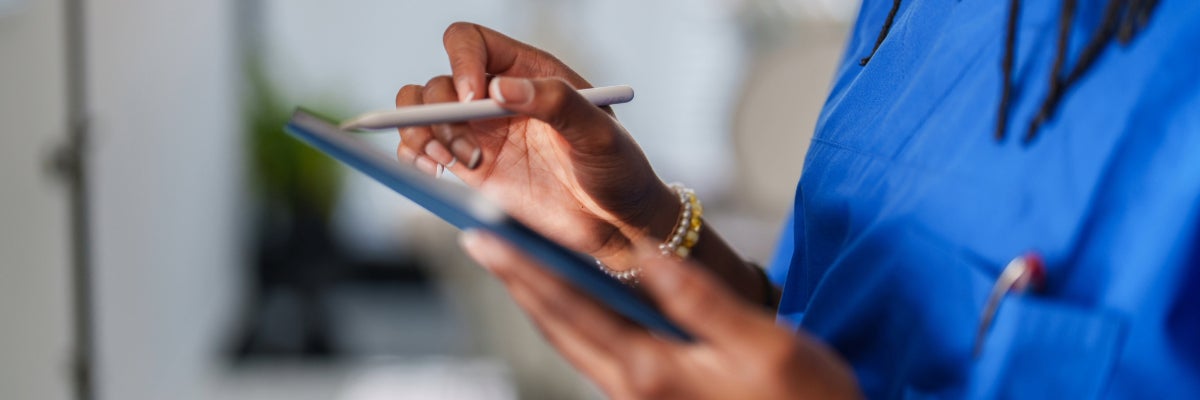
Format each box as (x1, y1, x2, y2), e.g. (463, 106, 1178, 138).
(767, 0, 1200, 398)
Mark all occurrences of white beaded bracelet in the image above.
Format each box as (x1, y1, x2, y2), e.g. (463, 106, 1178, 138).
(595, 183, 703, 285)
(658, 184, 703, 259)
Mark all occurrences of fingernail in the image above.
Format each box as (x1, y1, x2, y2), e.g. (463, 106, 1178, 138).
(458, 229, 496, 272)
(459, 229, 481, 249)
(415, 156, 440, 176)
(424, 141, 454, 165)
(490, 77, 533, 105)
(457, 79, 475, 103)
(451, 138, 483, 169)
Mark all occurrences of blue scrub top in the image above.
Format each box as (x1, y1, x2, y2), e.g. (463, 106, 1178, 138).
(767, 0, 1200, 398)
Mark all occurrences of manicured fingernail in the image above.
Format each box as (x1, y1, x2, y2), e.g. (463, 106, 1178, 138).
(451, 138, 482, 169)
(457, 79, 475, 103)
(489, 77, 533, 105)
(415, 156, 440, 176)
(424, 141, 454, 165)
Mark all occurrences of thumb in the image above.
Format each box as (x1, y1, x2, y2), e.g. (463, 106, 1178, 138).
(488, 76, 620, 152)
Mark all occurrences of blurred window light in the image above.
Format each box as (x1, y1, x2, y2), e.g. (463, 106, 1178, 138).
(0, 0, 26, 17)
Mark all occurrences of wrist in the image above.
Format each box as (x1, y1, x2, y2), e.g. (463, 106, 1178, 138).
(592, 181, 679, 269)
(627, 181, 684, 248)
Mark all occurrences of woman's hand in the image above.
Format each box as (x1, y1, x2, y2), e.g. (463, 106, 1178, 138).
(459, 230, 863, 400)
(395, 22, 678, 267)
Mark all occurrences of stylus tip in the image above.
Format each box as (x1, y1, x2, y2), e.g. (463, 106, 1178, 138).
(337, 120, 362, 131)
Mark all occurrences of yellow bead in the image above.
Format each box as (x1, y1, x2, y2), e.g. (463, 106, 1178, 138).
(675, 246, 690, 258)
(690, 218, 702, 230)
(686, 230, 700, 244)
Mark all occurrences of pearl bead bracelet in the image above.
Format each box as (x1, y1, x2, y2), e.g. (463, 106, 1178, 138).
(658, 183, 703, 259)
(596, 183, 703, 285)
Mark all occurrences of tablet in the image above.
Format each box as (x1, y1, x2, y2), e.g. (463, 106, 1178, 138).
(284, 109, 693, 342)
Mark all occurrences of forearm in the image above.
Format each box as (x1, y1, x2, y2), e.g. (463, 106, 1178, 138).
(687, 222, 781, 310)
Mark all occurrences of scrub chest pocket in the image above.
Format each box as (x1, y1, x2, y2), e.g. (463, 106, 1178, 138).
(789, 139, 1130, 399)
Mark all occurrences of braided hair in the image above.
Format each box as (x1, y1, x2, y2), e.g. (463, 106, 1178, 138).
(859, 0, 1162, 142)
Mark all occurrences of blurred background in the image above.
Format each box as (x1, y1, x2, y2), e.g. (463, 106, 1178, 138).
(0, 0, 854, 399)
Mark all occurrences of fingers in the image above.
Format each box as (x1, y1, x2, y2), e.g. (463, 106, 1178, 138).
(459, 230, 655, 396)
(489, 76, 621, 154)
(637, 249, 780, 350)
(443, 22, 508, 102)
(422, 76, 483, 169)
(460, 231, 657, 351)
(497, 272, 628, 391)
(393, 78, 484, 173)
(443, 22, 589, 102)
(394, 84, 443, 177)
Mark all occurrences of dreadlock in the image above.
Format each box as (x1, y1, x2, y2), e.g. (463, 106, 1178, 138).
(858, 0, 1161, 143)
(1001, 0, 1161, 142)
(861, 0, 904, 66)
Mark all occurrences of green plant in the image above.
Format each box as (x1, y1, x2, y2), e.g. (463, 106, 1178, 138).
(243, 60, 344, 217)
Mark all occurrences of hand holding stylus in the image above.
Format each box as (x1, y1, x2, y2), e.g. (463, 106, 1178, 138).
(391, 22, 680, 272)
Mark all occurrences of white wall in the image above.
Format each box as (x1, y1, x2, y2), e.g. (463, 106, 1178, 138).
(85, 0, 243, 399)
(0, 0, 73, 398)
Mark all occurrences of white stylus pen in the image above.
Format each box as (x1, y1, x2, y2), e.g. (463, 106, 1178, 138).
(339, 84, 635, 131)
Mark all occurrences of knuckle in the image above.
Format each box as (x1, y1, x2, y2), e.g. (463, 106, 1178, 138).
(540, 79, 579, 128)
(396, 144, 420, 164)
(399, 128, 432, 149)
(394, 84, 423, 105)
(424, 75, 453, 90)
(542, 83, 571, 112)
(397, 126, 421, 140)
(528, 49, 566, 75)
(435, 123, 467, 142)
(443, 21, 475, 44)
(423, 76, 456, 101)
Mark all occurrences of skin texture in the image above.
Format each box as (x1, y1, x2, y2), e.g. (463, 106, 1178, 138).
(460, 231, 861, 399)
(397, 21, 862, 398)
